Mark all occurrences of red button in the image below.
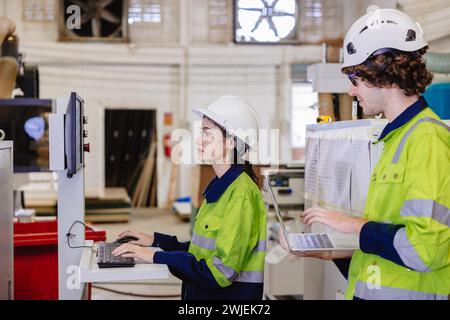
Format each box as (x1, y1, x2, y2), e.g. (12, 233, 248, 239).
(84, 143, 90, 152)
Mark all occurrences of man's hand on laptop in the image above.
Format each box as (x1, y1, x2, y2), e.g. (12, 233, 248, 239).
(278, 229, 352, 260)
(301, 206, 368, 235)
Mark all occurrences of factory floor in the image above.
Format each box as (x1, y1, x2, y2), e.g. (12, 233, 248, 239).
(89, 208, 191, 300)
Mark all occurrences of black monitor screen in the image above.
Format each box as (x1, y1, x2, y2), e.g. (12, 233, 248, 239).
(65, 92, 84, 178)
(0, 99, 52, 172)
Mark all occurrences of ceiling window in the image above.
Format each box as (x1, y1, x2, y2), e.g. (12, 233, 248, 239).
(234, 0, 298, 43)
(23, 0, 56, 21)
(128, 0, 162, 24)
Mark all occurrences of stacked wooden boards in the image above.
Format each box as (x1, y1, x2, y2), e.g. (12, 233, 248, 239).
(25, 188, 132, 223)
(104, 109, 158, 208)
(25, 194, 57, 216)
(85, 188, 132, 223)
(129, 138, 157, 208)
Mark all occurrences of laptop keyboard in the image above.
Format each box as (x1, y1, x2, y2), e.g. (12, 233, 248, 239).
(291, 234, 334, 249)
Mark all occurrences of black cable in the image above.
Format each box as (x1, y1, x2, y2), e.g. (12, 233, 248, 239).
(67, 220, 104, 249)
(92, 285, 181, 299)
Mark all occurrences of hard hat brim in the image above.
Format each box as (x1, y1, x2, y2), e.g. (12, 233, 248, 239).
(191, 107, 227, 130)
(191, 107, 256, 150)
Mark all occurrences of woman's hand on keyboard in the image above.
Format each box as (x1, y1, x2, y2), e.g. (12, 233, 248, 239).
(117, 230, 154, 246)
(112, 243, 155, 263)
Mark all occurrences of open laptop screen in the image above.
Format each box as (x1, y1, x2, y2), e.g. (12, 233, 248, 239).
(264, 176, 291, 242)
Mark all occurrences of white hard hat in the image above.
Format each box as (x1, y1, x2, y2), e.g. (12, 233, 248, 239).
(192, 95, 260, 151)
(342, 8, 427, 69)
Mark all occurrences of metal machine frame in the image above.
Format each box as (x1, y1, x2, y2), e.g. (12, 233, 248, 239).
(0, 141, 13, 300)
(49, 93, 169, 300)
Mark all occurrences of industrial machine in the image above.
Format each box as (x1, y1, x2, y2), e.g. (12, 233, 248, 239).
(1, 33, 40, 98)
(262, 167, 305, 212)
(48, 93, 169, 299)
(48, 92, 90, 299)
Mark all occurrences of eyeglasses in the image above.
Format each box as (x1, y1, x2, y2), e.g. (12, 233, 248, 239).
(348, 72, 360, 87)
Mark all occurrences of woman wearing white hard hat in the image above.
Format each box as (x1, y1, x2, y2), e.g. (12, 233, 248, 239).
(113, 96, 267, 300)
(280, 8, 449, 300)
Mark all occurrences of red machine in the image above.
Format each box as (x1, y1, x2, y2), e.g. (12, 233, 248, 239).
(13, 219, 105, 300)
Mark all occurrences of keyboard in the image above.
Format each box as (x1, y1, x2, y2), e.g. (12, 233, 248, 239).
(96, 242, 135, 268)
(290, 234, 334, 250)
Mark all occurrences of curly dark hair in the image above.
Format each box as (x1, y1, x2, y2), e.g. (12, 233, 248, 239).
(342, 47, 433, 96)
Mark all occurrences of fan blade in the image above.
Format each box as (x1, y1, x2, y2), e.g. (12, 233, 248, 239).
(251, 15, 264, 33)
(67, 0, 89, 12)
(239, 8, 263, 13)
(272, 12, 295, 17)
(91, 17, 102, 37)
(99, 0, 115, 9)
(80, 12, 94, 25)
(261, 0, 269, 7)
(100, 9, 120, 24)
(267, 18, 278, 37)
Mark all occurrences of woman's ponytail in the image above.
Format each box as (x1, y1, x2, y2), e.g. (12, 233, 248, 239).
(233, 146, 259, 188)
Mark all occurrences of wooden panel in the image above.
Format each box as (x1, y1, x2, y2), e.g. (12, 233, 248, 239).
(318, 93, 335, 121)
(338, 94, 353, 121)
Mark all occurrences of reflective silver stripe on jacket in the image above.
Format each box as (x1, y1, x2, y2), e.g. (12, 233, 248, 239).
(393, 228, 431, 272)
(401, 199, 450, 227)
(253, 240, 266, 253)
(392, 117, 450, 164)
(191, 233, 216, 250)
(212, 256, 263, 283)
(354, 281, 448, 300)
(235, 271, 264, 283)
(212, 256, 238, 281)
(192, 234, 267, 254)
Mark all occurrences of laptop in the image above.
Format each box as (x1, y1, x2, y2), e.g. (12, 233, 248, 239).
(264, 177, 359, 252)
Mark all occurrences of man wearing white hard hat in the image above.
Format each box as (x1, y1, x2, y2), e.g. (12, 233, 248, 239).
(113, 96, 267, 300)
(280, 8, 449, 300)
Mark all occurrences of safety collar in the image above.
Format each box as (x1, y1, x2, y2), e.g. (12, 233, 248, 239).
(378, 96, 428, 142)
(203, 165, 243, 203)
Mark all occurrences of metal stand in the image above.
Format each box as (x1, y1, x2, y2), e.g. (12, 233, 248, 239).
(0, 141, 13, 300)
(50, 95, 169, 300)
(50, 97, 86, 300)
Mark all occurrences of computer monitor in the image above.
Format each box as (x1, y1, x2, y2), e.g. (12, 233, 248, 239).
(0, 99, 53, 172)
(64, 92, 85, 178)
